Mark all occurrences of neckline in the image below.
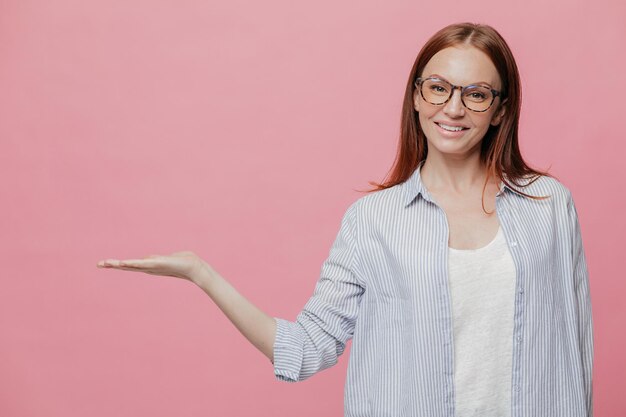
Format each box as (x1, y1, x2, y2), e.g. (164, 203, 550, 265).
(448, 225, 502, 253)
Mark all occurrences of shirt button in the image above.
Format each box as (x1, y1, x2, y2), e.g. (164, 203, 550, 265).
(517, 336, 523, 343)
(519, 287, 524, 294)
(513, 384, 521, 392)
(511, 241, 518, 247)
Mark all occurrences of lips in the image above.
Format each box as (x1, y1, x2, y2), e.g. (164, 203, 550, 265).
(435, 122, 469, 131)
(433, 121, 469, 138)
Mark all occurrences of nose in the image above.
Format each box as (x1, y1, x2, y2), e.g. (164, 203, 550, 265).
(443, 87, 465, 117)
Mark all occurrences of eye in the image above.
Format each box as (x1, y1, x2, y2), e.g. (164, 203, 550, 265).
(426, 80, 450, 94)
(464, 86, 490, 101)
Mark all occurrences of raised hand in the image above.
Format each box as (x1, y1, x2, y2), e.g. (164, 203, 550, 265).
(97, 250, 277, 362)
(97, 250, 207, 283)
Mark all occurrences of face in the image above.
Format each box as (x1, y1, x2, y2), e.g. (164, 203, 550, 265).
(413, 45, 507, 158)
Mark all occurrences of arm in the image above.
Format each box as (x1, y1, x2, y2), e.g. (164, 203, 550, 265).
(567, 191, 594, 416)
(97, 201, 364, 381)
(192, 264, 277, 364)
(272, 202, 364, 382)
(97, 251, 278, 363)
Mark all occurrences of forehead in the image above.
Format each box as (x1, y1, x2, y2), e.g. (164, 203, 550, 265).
(421, 46, 501, 88)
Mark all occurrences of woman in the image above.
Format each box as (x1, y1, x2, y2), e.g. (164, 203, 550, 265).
(97, 22, 593, 417)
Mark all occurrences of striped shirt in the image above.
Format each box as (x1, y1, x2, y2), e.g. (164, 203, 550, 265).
(272, 162, 594, 417)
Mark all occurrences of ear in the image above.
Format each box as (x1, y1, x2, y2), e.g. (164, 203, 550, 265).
(490, 98, 508, 126)
(413, 87, 420, 112)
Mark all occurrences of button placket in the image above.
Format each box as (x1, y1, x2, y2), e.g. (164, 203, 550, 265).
(498, 193, 525, 410)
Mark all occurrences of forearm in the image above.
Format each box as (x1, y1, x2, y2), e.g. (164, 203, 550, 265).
(190, 262, 277, 363)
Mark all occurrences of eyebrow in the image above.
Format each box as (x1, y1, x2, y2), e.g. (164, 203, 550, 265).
(427, 73, 494, 88)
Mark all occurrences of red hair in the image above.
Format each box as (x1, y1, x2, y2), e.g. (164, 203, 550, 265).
(363, 22, 551, 213)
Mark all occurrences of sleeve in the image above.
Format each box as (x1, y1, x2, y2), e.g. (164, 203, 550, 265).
(271, 201, 364, 382)
(567, 191, 594, 416)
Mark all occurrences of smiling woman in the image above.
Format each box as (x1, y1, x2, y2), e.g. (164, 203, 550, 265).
(97, 22, 593, 417)
(413, 45, 509, 192)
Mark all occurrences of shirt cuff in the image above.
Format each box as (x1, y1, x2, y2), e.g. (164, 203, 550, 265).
(273, 317, 305, 383)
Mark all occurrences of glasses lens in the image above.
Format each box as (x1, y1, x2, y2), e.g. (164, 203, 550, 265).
(420, 78, 494, 112)
(421, 78, 451, 105)
(462, 85, 493, 112)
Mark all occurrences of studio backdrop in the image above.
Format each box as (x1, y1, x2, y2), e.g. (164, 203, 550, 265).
(0, 0, 624, 416)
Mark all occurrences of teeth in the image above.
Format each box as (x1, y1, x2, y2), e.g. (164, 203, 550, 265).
(437, 123, 466, 132)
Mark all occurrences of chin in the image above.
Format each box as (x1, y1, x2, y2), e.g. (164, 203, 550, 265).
(427, 137, 478, 156)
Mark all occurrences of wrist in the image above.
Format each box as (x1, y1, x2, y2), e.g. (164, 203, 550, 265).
(189, 260, 217, 288)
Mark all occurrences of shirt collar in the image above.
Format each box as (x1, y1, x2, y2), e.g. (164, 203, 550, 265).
(402, 161, 533, 207)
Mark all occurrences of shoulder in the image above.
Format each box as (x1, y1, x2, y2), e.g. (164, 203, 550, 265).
(510, 173, 573, 205)
(346, 182, 407, 219)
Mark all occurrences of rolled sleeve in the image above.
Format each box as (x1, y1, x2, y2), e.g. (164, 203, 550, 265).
(272, 202, 364, 382)
(567, 192, 594, 416)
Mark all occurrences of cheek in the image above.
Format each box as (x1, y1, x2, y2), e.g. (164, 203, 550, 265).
(417, 112, 427, 127)
(417, 108, 437, 126)
(476, 116, 495, 131)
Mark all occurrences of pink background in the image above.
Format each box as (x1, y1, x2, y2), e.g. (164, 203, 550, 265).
(1, 0, 624, 415)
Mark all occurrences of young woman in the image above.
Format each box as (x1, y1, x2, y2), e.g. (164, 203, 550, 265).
(98, 22, 593, 417)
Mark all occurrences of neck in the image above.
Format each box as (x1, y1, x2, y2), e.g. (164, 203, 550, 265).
(420, 153, 497, 194)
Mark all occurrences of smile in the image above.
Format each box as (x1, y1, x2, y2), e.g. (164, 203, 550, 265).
(435, 122, 469, 132)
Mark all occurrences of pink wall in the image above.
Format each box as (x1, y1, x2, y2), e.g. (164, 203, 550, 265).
(1, 0, 624, 415)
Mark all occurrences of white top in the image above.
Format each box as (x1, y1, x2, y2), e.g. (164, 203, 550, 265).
(448, 225, 517, 417)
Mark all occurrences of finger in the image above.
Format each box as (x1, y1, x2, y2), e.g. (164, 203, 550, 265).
(97, 259, 151, 269)
(97, 259, 120, 268)
(118, 259, 156, 268)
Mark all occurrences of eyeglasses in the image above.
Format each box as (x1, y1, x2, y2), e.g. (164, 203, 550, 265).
(414, 77, 503, 113)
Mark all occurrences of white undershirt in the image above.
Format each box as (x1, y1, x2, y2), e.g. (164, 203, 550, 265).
(447, 225, 517, 417)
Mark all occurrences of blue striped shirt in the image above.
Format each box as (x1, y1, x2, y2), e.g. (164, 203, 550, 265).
(272, 162, 594, 417)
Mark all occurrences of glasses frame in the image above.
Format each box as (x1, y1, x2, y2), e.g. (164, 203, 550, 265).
(414, 77, 503, 113)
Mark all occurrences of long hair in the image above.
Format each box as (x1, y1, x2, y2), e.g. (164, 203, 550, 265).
(363, 22, 551, 213)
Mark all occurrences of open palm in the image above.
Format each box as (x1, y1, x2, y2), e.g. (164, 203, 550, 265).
(97, 250, 206, 282)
